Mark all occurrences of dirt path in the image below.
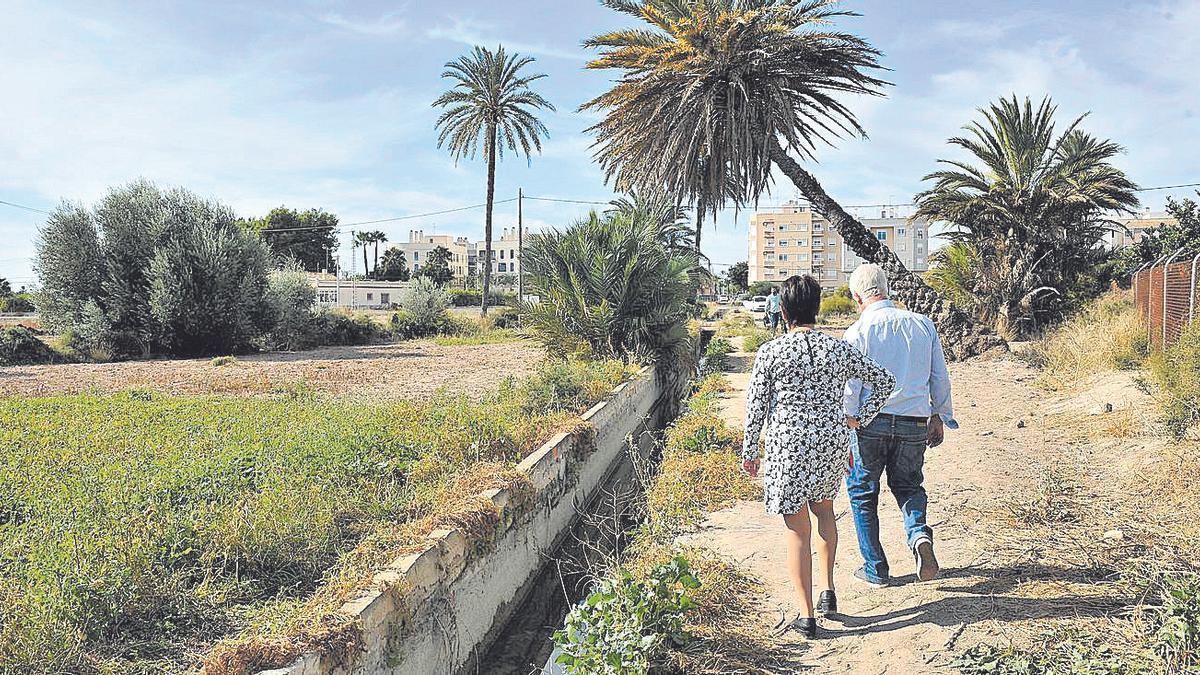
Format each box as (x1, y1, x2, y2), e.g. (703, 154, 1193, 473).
(687, 334, 1086, 672)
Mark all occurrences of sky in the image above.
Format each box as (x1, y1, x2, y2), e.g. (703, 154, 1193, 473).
(1, 0, 1198, 287)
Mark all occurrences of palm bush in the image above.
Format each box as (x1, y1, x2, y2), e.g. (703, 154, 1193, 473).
(433, 45, 554, 316)
(581, 0, 999, 358)
(522, 210, 700, 363)
(914, 96, 1139, 339)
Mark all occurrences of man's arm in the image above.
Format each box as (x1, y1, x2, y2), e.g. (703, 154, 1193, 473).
(928, 322, 957, 430)
(842, 321, 867, 418)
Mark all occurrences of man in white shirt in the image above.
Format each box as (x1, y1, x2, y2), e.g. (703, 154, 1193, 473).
(843, 264, 956, 587)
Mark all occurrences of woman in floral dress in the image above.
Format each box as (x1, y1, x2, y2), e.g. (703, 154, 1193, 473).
(742, 274, 895, 637)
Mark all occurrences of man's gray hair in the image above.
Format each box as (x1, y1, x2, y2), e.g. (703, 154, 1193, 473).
(849, 264, 889, 300)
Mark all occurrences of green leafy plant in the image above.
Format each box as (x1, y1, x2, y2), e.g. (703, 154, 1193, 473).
(553, 556, 700, 675)
(819, 294, 856, 317)
(700, 337, 733, 375)
(1148, 321, 1200, 437)
(522, 209, 700, 363)
(0, 326, 56, 365)
(399, 276, 451, 335)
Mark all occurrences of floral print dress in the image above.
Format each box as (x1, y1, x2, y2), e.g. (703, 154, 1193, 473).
(742, 329, 896, 514)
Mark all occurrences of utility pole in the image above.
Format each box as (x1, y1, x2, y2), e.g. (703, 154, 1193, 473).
(517, 188, 524, 303)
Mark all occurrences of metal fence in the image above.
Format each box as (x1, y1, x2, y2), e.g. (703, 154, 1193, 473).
(1132, 248, 1200, 349)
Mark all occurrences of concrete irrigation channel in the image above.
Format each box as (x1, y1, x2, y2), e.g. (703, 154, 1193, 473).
(260, 363, 692, 675)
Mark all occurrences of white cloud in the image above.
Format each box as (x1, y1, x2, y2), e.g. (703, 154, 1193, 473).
(426, 18, 587, 61)
(319, 12, 408, 37)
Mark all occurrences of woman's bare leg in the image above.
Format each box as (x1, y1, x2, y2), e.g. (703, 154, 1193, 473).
(809, 499, 838, 594)
(783, 506, 814, 618)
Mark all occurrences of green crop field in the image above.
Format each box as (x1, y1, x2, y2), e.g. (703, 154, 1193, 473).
(0, 359, 636, 673)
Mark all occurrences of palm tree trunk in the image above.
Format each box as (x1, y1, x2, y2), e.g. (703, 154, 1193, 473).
(373, 241, 380, 277)
(767, 137, 1004, 360)
(481, 124, 497, 317)
(694, 202, 704, 256)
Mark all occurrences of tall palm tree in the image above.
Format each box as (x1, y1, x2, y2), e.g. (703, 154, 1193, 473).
(353, 230, 373, 276)
(433, 45, 555, 316)
(914, 96, 1139, 339)
(370, 230, 387, 277)
(581, 0, 1001, 358)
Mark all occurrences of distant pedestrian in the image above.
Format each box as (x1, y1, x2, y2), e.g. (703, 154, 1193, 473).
(742, 274, 895, 638)
(765, 286, 783, 334)
(843, 264, 955, 588)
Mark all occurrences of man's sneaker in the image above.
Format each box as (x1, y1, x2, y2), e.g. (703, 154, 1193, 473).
(915, 538, 940, 582)
(816, 590, 838, 616)
(852, 567, 888, 588)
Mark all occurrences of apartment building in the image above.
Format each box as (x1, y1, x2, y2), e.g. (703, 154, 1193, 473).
(394, 230, 472, 280)
(470, 227, 523, 279)
(1108, 209, 1178, 249)
(748, 201, 931, 288)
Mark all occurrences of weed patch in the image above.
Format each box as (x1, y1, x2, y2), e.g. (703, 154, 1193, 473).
(0, 358, 634, 672)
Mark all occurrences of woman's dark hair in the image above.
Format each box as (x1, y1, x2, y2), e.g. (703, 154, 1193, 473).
(780, 274, 821, 326)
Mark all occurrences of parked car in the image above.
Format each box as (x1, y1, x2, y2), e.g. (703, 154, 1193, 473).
(742, 295, 768, 312)
(717, 294, 730, 304)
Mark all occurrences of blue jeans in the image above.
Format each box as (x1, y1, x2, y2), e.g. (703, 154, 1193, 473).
(847, 415, 932, 583)
(768, 311, 782, 331)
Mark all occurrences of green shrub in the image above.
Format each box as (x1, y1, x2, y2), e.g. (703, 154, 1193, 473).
(35, 180, 274, 357)
(210, 356, 238, 367)
(819, 294, 856, 317)
(553, 556, 700, 675)
(0, 293, 35, 313)
(266, 263, 317, 351)
(0, 327, 56, 365)
(400, 277, 451, 335)
(489, 307, 520, 329)
(741, 329, 772, 353)
(309, 310, 382, 346)
(1150, 321, 1200, 438)
(448, 288, 513, 307)
(700, 337, 733, 375)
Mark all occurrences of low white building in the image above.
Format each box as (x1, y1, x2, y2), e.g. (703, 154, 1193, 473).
(308, 273, 410, 309)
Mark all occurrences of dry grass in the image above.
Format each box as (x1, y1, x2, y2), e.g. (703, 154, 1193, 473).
(1028, 293, 1148, 391)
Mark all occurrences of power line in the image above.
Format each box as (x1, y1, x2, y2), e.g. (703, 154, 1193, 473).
(1138, 182, 1200, 192)
(0, 199, 50, 215)
(245, 198, 520, 234)
(524, 195, 611, 206)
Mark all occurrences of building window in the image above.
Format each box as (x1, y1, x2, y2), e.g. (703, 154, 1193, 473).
(797, 239, 807, 247)
(366, 293, 374, 302)
(917, 244, 924, 253)
(798, 253, 809, 261)
(916, 229, 925, 238)
(876, 231, 887, 241)
(797, 223, 808, 232)
(779, 240, 789, 247)
(777, 223, 787, 231)
(898, 228, 907, 236)
(380, 293, 390, 305)
(813, 224, 824, 232)
(413, 251, 419, 261)
(779, 254, 788, 261)
(827, 240, 836, 248)
(499, 263, 507, 272)
(318, 290, 337, 304)
(899, 243, 907, 251)
(763, 221, 774, 230)
(813, 253, 823, 261)
(813, 238, 823, 247)
(916, 257, 925, 265)
(510, 249, 515, 259)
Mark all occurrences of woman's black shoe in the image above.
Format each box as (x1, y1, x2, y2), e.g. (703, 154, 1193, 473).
(788, 616, 818, 639)
(816, 590, 838, 616)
